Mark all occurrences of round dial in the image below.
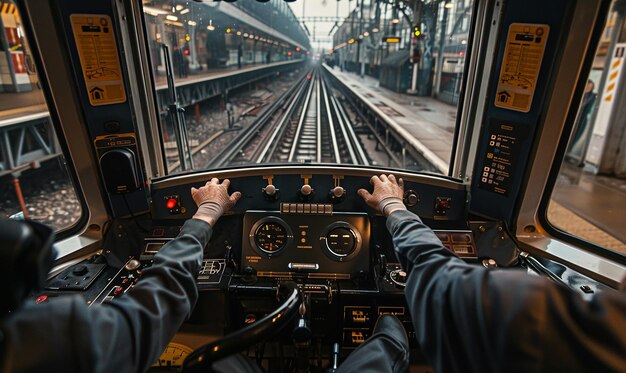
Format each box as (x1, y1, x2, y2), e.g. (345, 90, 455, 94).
(152, 342, 193, 368)
(253, 219, 290, 255)
(321, 222, 362, 262)
(325, 227, 357, 256)
(389, 269, 407, 287)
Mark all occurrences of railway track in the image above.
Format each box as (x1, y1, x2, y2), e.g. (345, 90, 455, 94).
(212, 68, 371, 168)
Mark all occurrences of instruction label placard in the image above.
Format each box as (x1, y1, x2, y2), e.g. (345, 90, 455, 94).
(495, 23, 549, 113)
(70, 14, 126, 106)
(478, 122, 527, 196)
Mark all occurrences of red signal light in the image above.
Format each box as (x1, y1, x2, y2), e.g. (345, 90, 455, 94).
(307, 74, 311, 80)
(183, 49, 190, 55)
(166, 198, 177, 209)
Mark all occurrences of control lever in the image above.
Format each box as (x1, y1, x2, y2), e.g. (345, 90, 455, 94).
(293, 303, 312, 344)
(293, 297, 312, 372)
(225, 243, 237, 269)
(327, 343, 340, 373)
(378, 254, 387, 278)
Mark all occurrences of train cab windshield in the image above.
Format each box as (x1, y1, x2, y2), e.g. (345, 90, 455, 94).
(140, 0, 467, 175)
(1, 0, 625, 372)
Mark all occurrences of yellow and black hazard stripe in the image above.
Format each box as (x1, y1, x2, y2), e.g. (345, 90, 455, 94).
(0, 2, 17, 15)
(604, 47, 624, 102)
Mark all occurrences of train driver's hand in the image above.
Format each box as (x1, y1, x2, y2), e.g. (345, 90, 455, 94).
(357, 174, 406, 217)
(191, 178, 241, 226)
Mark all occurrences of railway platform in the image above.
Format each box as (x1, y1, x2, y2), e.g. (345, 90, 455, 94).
(154, 61, 289, 89)
(327, 67, 626, 254)
(0, 88, 47, 124)
(324, 65, 454, 173)
(153, 59, 304, 113)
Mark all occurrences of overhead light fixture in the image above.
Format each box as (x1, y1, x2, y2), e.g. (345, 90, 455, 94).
(166, 15, 178, 21)
(180, 8, 190, 15)
(175, 5, 184, 11)
(188, 20, 197, 26)
(444, 2, 454, 8)
(143, 6, 169, 16)
(372, 27, 380, 33)
(237, 31, 242, 36)
(207, 20, 215, 31)
(244, 32, 249, 37)
(358, 34, 364, 39)
(364, 31, 369, 36)
(392, 18, 400, 24)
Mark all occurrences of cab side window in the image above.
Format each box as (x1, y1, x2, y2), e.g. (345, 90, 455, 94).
(547, 3, 626, 255)
(0, 4, 82, 231)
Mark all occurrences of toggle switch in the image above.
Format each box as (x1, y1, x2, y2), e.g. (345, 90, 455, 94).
(329, 186, 345, 204)
(299, 184, 314, 201)
(263, 184, 279, 201)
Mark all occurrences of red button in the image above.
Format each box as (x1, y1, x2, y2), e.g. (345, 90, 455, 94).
(166, 198, 178, 209)
(113, 286, 124, 296)
(35, 295, 48, 304)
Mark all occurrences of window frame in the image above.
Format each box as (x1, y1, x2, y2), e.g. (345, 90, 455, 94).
(17, 0, 111, 258)
(512, 0, 626, 287)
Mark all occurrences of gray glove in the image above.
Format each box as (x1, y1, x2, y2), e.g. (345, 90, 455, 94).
(357, 174, 407, 217)
(191, 178, 241, 226)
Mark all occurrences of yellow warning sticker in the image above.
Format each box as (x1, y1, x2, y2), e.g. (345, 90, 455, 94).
(495, 23, 549, 112)
(70, 14, 126, 106)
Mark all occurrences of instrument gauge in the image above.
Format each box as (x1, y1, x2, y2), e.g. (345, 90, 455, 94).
(250, 217, 292, 256)
(321, 222, 362, 262)
(326, 227, 357, 256)
(152, 342, 193, 368)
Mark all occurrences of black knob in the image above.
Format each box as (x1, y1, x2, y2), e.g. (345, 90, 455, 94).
(241, 266, 257, 283)
(403, 190, 419, 207)
(72, 265, 88, 276)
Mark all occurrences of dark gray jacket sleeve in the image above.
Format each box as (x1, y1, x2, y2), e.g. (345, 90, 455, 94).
(0, 218, 210, 373)
(386, 209, 626, 373)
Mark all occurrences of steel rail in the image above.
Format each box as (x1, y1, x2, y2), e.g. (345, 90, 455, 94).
(207, 72, 308, 169)
(315, 77, 322, 163)
(287, 72, 317, 162)
(255, 77, 309, 163)
(319, 75, 341, 163)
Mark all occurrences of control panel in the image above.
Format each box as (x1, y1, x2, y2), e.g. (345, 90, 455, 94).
(241, 210, 370, 279)
(93, 258, 151, 304)
(150, 167, 467, 230)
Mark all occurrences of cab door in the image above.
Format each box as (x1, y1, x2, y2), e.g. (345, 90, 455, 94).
(454, 0, 626, 287)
